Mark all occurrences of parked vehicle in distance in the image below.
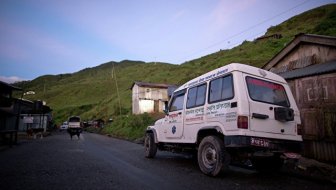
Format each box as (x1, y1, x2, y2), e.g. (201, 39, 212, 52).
(59, 122, 68, 131)
(67, 116, 82, 139)
(145, 63, 302, 176)
(68, 116, 81, 128)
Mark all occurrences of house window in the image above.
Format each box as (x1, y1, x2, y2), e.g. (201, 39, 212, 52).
(209, 75, 233, 103)
(187, 84, 207, 109)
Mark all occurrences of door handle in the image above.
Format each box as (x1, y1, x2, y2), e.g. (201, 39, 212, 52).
(252, 113, 269, 119)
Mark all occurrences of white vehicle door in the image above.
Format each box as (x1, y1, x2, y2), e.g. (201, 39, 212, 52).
(245, 75, 297, 136)
(163, 90, 185, 139)
(184, 84, 207, 137)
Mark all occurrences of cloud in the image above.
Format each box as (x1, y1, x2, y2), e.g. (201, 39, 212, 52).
(210, 0, 256, 26)
(204, 0, 258, 41)
(0, 76, 29, 84)
(0, 17, 98, 70)
(170, 9, 187, 22)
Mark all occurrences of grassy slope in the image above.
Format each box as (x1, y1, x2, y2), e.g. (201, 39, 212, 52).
(183, 4, 336, 71)
(15, 4, 336, 125)
(19, 60, 184, 123)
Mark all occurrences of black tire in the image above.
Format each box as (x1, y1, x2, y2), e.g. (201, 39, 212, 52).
(197, 136, 229, 176)
(144, 133, 157, 158)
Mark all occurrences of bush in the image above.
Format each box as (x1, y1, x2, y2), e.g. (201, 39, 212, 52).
(101, 113, 158, 140)
(313, 10, 336, 35)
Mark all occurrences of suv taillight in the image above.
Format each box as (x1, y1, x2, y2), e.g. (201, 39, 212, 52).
(238, 116, 248, 129)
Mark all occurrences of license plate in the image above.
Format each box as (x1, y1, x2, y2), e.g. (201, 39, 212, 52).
(251, 137, 269, 147)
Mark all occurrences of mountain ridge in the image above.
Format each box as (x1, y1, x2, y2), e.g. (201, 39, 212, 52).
(15, 4, 336, 123)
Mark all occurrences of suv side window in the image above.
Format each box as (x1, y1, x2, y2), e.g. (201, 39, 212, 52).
(169, 90, 185, 112)
(187, 84, 207, 109)
(209, 75, 234, 103)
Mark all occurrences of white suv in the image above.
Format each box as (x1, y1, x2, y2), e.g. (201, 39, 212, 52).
(145, 63, 302, 176)
(60, 122, 68, 131)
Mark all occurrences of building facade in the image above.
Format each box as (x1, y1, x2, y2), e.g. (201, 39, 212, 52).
(131, 82, 176, 115)
(263, 34, 336, 162)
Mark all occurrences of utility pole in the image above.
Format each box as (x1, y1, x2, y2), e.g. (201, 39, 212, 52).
(112, 63, 122, 115)
(43, 79, 46, 99)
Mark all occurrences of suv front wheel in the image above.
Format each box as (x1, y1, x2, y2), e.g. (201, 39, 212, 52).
(144, 132, 157, 158)
(198, 136, 229, 176)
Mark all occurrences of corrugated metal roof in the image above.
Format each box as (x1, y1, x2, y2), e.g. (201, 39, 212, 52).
(131, 81, 175, 89)
(280, 60, 336, 80)
(0, 81, 22, 91)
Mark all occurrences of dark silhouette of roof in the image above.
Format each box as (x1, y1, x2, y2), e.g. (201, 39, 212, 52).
(0, 81, 22, 92)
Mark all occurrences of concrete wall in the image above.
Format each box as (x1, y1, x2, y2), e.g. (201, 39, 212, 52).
(132, 84, 169, 114)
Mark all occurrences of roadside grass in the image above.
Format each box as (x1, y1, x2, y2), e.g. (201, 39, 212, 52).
(99, 113, 164, 141)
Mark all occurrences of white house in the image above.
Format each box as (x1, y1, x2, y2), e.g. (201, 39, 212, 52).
(131, 81, 176, 114)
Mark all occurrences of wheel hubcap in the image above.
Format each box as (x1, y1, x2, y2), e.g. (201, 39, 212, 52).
(202, 145, 217, 168)
(145, 136, 150, 151)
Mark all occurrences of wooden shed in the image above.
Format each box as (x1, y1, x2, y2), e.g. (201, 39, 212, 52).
(262, 33, 336, 162)
(0, 81, 22, 145)
(131, 82, 176, 115)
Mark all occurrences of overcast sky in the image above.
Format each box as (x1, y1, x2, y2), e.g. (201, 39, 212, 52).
(1, 0, 335, 83)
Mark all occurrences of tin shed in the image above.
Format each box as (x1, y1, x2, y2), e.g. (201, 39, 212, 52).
(131, 82, 176, 115)
(262, 33, 336, 162)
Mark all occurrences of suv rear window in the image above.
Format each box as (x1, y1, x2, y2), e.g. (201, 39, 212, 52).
(246, 77, 290, 107)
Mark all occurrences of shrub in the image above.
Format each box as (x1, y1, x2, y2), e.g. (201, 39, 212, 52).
(101, 113, 158, 140)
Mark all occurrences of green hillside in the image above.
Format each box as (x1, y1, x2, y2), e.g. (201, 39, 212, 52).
(15, 4, 336, 124)
(18, 60, 184, 123)
(183, 4, 336, 71)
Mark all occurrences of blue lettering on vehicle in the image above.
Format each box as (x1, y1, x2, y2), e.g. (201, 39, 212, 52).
(216, 69, 228, 76)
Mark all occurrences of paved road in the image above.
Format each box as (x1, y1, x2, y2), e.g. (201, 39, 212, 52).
(0, 132, 334, 190)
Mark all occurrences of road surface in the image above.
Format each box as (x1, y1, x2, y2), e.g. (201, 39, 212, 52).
(0, 132, 334, 190)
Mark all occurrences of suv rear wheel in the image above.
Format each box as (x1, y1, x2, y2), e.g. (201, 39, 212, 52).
(198, 136, 229, 176)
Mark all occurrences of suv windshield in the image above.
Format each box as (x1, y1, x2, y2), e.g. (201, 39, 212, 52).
(246, 77, 290, 107)
(169, 90, 186, 112)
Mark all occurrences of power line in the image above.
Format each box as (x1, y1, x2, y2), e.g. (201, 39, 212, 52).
(180, 0, 311, 62)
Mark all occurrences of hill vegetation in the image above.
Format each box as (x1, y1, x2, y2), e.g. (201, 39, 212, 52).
(183, 4, 336, 70)
(15, 4, 336, 127)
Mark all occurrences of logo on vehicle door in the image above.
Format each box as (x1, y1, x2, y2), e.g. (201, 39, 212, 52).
(172, 126, 176, 134)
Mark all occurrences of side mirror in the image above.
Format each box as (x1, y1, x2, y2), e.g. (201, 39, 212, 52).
(163, 108, 169, 115)
(164, 101, 169, 115)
